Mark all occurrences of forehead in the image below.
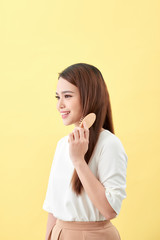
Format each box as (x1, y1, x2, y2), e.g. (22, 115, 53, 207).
(56, 77, 78, 94)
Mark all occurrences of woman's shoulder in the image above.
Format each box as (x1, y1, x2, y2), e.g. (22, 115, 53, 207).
(97, 129, 127, 153)
(53, 135, 69, 154)
(57, 134, 69, 146)
(96, 129, 128, 163)
(98, 129, 120, 144)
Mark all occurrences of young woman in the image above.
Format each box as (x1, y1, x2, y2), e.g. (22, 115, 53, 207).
(43, 63, 128, 240)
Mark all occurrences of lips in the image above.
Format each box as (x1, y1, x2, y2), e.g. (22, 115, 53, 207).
(60, 111, 70, 116)
(60, 111, 70, 119)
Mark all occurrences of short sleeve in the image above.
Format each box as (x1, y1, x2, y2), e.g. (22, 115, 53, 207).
(97, 136, 128, 216)
(42, 140, 61, 213)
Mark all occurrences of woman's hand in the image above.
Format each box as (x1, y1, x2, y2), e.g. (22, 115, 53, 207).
(68, 121, 89, 166)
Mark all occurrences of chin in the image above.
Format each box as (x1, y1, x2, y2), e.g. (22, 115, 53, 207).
(62, 120, 72, 126)
(63, 121, 78, 127)
(63, 122, 70, 126)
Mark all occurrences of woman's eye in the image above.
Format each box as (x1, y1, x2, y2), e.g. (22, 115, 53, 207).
(55, 95, 72, 100)
(65, 95, 72, 98)
(55, 96, 60, 100)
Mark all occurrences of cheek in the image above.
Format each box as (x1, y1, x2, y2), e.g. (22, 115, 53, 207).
(69, 96, 82, 115)
(76, 107, 83, 119)
(73, 99, 82, 113)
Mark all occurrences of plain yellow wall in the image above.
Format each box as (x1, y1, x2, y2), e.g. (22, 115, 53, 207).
(0, 0, 159, 239)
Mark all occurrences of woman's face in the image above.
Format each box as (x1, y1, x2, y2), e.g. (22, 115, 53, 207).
(56, 77, 83, 127)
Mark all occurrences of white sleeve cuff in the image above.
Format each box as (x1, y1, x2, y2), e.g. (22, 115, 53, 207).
(105, 187, 126, 216)
(42, 200, 54, 214)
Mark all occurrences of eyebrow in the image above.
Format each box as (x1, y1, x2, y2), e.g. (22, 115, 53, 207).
(55, 91, 74, 95)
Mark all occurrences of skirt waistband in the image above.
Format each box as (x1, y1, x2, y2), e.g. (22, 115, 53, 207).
(56, 219, 112, 230)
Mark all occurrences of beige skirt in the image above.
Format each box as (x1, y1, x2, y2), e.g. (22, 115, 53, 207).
(50, 218, 121, 240)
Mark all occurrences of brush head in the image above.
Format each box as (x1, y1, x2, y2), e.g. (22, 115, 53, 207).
(79, 113, 96, 129)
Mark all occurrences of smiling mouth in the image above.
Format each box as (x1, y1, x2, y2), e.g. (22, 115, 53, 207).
(61, 112, 70, 119)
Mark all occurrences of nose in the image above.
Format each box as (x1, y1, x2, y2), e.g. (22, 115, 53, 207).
(57, 97, 65, 110)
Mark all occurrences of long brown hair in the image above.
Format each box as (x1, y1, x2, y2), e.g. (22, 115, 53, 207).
(58, 63, 115, 196)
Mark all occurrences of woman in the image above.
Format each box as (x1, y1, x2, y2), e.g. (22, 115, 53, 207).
(43, 63, 128, 240)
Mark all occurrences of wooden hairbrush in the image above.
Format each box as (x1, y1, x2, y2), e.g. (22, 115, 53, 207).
(79, 113, 96, 129)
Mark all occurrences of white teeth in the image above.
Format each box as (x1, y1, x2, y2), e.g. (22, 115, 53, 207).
(61, 112, 70, 115)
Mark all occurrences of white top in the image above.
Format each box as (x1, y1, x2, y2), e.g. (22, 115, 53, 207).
(42, 129, 128, 221)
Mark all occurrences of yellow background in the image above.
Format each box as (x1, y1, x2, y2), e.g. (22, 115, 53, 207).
(0, 0, 159, 239)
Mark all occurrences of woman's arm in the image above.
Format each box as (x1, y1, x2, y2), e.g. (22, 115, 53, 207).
(68, 124, 117, 220)
(45, 213, 57, 240)
(74, 160, 117, 220)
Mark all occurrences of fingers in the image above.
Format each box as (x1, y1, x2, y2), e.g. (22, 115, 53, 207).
(68, 132, 74, 143)
(73, 128, 84, 141)
(82, 121, 89, 140)
(78, 128, 85, 139)
(69, 123, 89, 142)
(73, 128, 79, 141)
